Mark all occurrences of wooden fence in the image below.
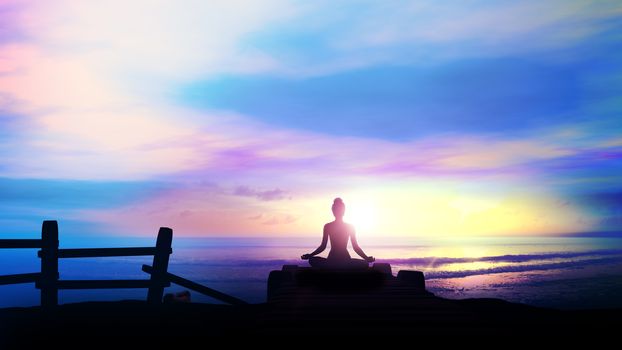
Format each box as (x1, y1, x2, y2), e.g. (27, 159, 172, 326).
(0, 220, 246, 307)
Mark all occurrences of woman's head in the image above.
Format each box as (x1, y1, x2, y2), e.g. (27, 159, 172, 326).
(332, 197, 345, 219)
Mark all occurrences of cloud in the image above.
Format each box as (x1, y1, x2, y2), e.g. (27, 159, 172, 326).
(234, 186, 290, 201)
(17, 0, 298, 80)
(181, 61, 584, 139)
(577, 191, 622, 210)
(0, 0, 301, 181)
(341, 1, 621, 47)
(0, 0, 32, 44)
(0, 177, 166, 209)
(241, 0, 622, 75)
(0, 111, 20, 140)
(262, 214, 297, 226)
(247, 214, 263, 221)
(73, 182, 305, 235)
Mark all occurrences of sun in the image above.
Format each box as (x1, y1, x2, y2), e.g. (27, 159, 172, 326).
(345, 201, 379, 237)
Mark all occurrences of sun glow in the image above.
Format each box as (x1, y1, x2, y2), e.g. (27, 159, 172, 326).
(311, 184, 593, 240)
(345, 201, 379, 238)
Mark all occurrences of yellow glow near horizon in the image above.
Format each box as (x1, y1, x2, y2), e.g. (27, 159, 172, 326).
(322, 183, 594, 238)
(91, 180, 596, 237)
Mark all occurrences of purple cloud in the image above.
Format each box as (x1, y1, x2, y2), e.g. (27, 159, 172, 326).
(262, 214, 297, 226)
(247, 214, 263, 220)
(234, 185, 290, 201)
(361, 160, 531, 179)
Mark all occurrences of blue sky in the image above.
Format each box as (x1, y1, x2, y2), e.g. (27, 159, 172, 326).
(182, 60, 583, 139)
(0, 0, 621, 237)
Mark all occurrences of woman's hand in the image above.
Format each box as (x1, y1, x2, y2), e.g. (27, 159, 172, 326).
(301, 254, 312, 260)
(365, 256, 375, 263)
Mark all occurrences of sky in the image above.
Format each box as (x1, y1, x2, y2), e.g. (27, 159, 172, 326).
(0, 0, 621, 238)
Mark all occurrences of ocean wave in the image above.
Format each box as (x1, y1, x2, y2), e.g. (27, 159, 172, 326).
(382, 249, 622, 267)
(172, 249, 622, 268)
(421, 256, 622, 279)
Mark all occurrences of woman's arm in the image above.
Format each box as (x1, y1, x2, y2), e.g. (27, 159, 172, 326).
(351, 228, 374, 262)
(301, 225, 328, 259)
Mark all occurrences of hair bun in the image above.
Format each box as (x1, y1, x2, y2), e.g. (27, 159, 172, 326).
(333, 197, 343, 204)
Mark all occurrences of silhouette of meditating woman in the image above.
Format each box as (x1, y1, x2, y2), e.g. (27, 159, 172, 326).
(301, 198, 375, 269)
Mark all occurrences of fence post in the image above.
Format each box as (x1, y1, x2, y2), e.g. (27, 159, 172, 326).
(147, 227, 172, 304)
(40, 220, 59, 308)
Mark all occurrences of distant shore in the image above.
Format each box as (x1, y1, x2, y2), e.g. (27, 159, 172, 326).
(1, 297, 619, 344)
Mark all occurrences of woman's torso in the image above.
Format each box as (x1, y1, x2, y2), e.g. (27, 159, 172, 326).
(326, 221, 351, 261)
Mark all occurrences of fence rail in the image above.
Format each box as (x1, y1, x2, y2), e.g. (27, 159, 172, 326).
(1, 220, 247, 307)
(56, 279, 162, 290)
(0, 239, 43, 249)
(142, 265, 247, 306)
(52, 247, 169, 259)
(0, 272, 41, 286)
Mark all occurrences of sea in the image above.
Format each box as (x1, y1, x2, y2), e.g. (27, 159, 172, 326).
(1, 235, 622, 309)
